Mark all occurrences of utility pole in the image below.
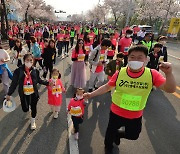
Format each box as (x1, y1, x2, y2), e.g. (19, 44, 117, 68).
(125, 0, 133, 26)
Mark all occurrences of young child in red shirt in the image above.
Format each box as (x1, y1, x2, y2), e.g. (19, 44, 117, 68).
(47, 69, 65, 119)
(68, 88, 87, 140)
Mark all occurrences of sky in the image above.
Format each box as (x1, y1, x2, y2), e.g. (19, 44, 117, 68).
(45, 0, 100, 18)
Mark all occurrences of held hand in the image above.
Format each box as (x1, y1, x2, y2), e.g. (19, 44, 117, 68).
(6, 95, 11, 101)
(83, 93, 92, 100)
(159, 62, 172, 75)
(49, 81, 54, 87)
(97, 61, 103, 66)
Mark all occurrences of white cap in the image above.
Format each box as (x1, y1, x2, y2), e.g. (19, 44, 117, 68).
(3, 97, 16, 113)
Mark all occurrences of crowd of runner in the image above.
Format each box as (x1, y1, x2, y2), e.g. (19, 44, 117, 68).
(0, 22, 176, 154)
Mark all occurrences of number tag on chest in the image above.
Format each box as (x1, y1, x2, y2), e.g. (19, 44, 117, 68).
(99, 54, 105, 61)
(70, 106, 82, 116)
(124, 47, 129, 52)
(78, 54, 85, 61)
(23, 85, 34, 95)
(52, 85, 62, 95)
(120, 94, 142, 110)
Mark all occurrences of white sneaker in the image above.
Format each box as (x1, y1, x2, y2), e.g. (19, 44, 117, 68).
(53, 112, 59, 119)
(31, 118, 36, 130)
(74, 132, 79, 140)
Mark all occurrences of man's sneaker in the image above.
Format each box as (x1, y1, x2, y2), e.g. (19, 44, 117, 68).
(31, 118, 36, 130)
(105, 147, 113, 154)
(88, 89, 93, 92)
(53, 112, 59, 119)
(114, 135, 120, 145)
(74, 132, 79, 140)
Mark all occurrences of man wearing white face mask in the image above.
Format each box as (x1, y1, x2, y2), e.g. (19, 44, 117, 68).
(118, 29, 133, 66)
(83, 45, 176, 153)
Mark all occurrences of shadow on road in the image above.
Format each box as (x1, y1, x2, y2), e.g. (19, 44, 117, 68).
(24, 96, 68, 154)
(144, 89, 180, 153)
(0, 105, 31, 153)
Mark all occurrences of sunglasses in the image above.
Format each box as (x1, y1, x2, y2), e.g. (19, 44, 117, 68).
(79, 42, 84, 44)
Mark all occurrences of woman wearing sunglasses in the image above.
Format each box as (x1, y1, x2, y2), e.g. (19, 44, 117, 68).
(71, 39, 87, 88)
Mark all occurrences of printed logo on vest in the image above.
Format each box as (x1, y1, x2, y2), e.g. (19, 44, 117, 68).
(119, 80, 149, 89)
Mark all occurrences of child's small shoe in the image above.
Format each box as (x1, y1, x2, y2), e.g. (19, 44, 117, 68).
(74, 132, 79, 140)
(53, 112, 59, 119)
(71, 127, 75, 134)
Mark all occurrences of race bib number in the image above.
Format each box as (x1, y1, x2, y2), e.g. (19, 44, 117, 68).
(108, 46, 112, 50)
(78, 54, 85, 61)
(52, 85, 62, 95)
(159, 56, 164, 63)
(124, 47, 129, 52)
(70, 106, 82, 116)
(99, 54, 105, 62)
(85, 46, 90, 51)
(18, 54, 23, 58)
(120, 94, 142, 110)
(23, 85, 34, 95)
(52, 54, 55, 60)
(59, 37, 63, 41)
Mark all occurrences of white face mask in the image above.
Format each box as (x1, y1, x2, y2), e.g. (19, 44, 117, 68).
(126, 34, 131, 38)
(128, 61, 144, 70)
(76, 95, 83, 100)
(160, 41, 166, 45)
(25, 62, 33, 68)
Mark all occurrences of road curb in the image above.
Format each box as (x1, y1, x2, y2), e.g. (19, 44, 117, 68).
(168, 54, 180, 60)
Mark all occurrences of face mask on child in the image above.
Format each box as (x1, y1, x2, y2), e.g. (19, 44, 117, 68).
(76, 95, 83, 100)
(52, 76, 58, 79)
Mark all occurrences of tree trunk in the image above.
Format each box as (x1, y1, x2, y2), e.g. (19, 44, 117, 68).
(2, 0, 9, 33)
(159, 0, 172, 35)
(25, 4, 30, 25)
(1, 0, 8, 39)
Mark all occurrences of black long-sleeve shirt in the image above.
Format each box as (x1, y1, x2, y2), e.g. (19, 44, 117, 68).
(42, 47, 56, 66)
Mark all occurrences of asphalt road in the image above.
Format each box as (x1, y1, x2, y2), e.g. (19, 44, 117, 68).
(0, 42, 180, 154)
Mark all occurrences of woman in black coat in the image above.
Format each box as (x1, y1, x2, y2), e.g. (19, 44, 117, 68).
(6, 53, 51, 130)
(42, 39, 56, 79)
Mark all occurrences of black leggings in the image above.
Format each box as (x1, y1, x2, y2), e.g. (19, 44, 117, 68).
(70, 37, 74, 47)
(71, 116, 83, 133)
(34, 59, 43, 68)
(104, 111, 142, 149)
(43, 64, 53, 78)
(64, 41, 69, 53)
(21, 93, 38, 118)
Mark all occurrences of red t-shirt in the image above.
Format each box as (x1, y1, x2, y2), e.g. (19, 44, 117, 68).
(57, 33, 65, 42)
(84, 42, 91, 55)
(95, 49, 105, 73)
(114, 32, 119, 40)
(71, 49, 85, 61)
(64, 34, 70, 41)
(68, 98, 85, 117)
(118, 37, 132, 55)
(108, 68, 166, 119)
(133, 26, 140, 34)
(34, 31, 42, 38)
(89, 32, 95, 45)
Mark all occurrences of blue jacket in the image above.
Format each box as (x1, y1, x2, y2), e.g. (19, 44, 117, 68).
(0, 63, 13, 79)
(32, 42, 41, 58)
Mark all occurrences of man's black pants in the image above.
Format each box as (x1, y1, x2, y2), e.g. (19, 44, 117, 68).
(104, 111, 142, 150)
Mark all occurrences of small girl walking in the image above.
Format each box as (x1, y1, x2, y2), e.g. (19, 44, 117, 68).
(68, 88, 88, 140)
(47, 69, 65, 119)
